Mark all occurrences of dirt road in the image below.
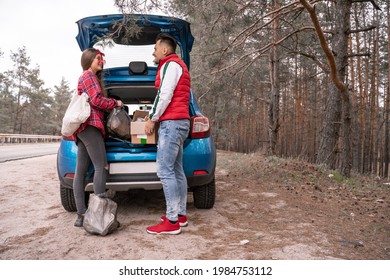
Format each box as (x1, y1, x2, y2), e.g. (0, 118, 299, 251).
(0, 152, 389, 260)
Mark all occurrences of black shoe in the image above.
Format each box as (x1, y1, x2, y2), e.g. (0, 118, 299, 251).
(74, 214, 84, 227)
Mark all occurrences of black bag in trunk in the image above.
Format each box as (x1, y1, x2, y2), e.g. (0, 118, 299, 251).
(106, 107, 131, 140)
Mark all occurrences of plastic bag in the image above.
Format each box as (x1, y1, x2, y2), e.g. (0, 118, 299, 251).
(83, 194, 120, 236)
(106, 107, 131, 140)
(61, 92, 90, 136)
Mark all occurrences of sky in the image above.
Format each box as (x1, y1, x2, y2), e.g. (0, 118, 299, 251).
(0, 0, 127, 89)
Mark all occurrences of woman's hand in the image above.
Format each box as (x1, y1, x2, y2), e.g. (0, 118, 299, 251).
(116, 100, 124, 107)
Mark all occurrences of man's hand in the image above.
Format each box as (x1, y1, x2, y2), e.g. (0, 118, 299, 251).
(145, 119, 155, 135)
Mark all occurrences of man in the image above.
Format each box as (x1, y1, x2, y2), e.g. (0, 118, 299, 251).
(145, 33, 191, 235)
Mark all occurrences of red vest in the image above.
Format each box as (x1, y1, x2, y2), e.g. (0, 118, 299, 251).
(155, 54, 190, 121)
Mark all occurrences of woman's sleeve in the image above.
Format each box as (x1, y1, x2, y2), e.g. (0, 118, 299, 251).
(80, 72, 117, 110)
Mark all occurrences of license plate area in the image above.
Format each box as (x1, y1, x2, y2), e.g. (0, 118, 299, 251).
(109, 162, 157, 174)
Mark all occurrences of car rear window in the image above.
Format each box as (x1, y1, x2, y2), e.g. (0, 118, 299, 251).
(93, 24, 183, 69)
(96, 42, 155, 68)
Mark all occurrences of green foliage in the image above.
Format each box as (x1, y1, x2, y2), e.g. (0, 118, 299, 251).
(328, 171, 357, 186)
(52, 79, 73, 134)
(0, 46, 71, 135)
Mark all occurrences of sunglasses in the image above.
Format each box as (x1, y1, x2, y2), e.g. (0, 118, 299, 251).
(95, 56, 106, 64)
(95, 50, 106, 64)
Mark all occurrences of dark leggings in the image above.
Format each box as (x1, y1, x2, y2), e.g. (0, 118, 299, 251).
(73, 125, 107, 214)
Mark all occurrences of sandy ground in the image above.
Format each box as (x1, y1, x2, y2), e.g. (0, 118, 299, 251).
(0, 152, 389, 260)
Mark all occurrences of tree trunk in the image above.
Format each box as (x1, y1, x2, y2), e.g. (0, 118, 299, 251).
(312, 0, 352, 176)
(353, 7, 365, 173)
(268, 0, 281, 155)
(384, 2, 390, 178)
(370, 15, 379, 175)
(384, 87, 390, 178)
(348, 35, 359, 171)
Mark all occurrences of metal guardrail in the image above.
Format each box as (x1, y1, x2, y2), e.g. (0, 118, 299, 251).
(0, 134, 62, 144)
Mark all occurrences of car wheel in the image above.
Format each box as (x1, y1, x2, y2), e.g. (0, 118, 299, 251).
(60, 184, 77, 212)
(60, 184, 90, 212)
(192, 177, 215, 209)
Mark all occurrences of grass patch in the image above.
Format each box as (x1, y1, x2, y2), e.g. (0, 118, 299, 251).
(329, 171, 358, 186)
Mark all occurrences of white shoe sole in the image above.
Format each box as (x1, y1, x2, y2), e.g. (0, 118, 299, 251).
(179, 221, 188, 227)
(146, 228, 182, 235)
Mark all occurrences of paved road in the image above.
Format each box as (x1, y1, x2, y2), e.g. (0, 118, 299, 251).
(0, 143, 60, 163)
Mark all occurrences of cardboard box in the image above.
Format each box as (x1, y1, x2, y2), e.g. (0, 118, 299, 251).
(130, 110, 158, 144)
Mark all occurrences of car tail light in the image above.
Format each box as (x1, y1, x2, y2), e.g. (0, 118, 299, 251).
(65, 173, 75, 178)
(190, 116, 210, 139)
(193, 170, 209, 175)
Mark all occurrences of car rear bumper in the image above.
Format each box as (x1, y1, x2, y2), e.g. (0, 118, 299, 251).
(86, 181, 162, 191)
(60, 171, 215, 192)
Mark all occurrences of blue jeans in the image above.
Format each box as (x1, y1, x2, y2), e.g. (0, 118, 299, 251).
(156, 119, 190, 222)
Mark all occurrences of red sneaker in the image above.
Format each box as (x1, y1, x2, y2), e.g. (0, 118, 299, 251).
(146, 218, 181, 235)
(161, 215, 188, 227)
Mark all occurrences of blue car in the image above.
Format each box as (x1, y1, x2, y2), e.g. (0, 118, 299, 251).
(57, 14, 216, 211)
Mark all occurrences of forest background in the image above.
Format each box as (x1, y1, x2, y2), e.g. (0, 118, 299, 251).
(0, 0, 389, 179)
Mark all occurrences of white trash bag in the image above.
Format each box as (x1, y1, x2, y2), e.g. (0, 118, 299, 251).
(83, 194, 119, 236)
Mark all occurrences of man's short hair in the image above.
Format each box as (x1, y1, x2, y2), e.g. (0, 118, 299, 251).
(156, 33, 177, 53)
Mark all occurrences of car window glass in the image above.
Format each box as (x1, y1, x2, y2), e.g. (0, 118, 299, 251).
(94, 40, 183, 69)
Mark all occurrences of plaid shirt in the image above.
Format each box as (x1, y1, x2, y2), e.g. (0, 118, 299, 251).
(71, 70, 117, 141)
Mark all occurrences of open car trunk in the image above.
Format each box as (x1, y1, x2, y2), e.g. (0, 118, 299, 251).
(106, 84, 156, 118)
(104, 84, 158, 162)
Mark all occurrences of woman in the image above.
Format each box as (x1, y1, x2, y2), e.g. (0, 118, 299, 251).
(72, 48, 123, 227)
